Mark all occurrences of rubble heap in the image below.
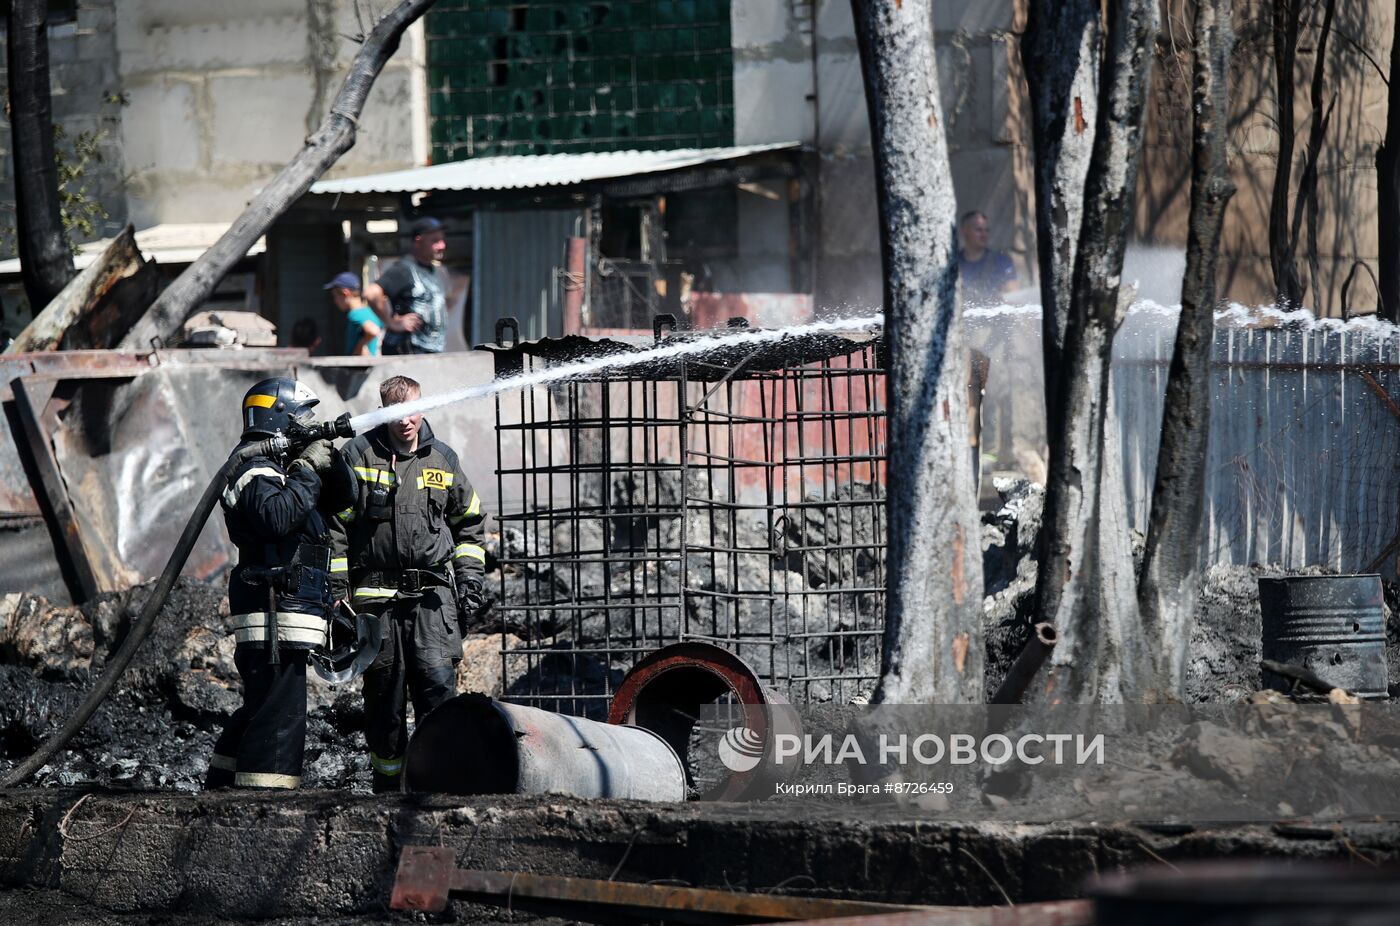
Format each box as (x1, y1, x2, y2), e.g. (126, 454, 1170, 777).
(4, 477, 1397, 791)
(979, 478, 1400, 702)
(489, 473, 886, 706)
(0, 581, 369, 791)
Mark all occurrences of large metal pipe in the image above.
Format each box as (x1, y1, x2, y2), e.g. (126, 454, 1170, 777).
(403, 693, 687, 801)
(608, 641, 802, 801)
(561, 236, 587, 334)
(991, 622, 1058, 705)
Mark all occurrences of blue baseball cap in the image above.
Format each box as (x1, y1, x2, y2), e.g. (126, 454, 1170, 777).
(323, 271, 361, 292)
(409, 216, 443, 237)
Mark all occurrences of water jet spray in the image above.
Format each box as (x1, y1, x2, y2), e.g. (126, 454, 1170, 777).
(349, 314, 885, 433)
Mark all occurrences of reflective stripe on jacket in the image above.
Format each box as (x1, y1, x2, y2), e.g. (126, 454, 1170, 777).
(329, 420, 488, 599)
(230, 611, 329, 646)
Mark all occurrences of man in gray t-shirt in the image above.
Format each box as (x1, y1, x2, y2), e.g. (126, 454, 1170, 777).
(371, 217, 448, 354)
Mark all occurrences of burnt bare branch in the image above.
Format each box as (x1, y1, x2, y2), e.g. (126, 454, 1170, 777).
(116, 0, 439, 350)
(7, 0, 77, 310)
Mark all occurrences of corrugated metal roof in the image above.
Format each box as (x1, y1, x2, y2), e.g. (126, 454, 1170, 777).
(0, 223, 266, 276)
(308, 143, 801, 195)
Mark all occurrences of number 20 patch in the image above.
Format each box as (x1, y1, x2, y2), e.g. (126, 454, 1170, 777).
(418, 468, 453, 490)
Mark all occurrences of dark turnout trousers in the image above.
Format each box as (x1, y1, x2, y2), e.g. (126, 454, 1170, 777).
(361, 588, 459, 792)
(205, 646, 309, 790)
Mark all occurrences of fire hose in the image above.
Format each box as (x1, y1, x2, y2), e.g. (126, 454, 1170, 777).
(1, 415, 353, 787)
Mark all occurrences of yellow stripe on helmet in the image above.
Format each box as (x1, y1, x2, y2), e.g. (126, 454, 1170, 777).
(244, 393, 277, 409)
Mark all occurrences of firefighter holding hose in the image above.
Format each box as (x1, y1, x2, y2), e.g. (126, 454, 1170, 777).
(206, 378, 353, 790)
(330, 374, 489, 792)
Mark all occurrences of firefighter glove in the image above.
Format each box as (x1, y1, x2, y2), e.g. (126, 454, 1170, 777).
(292, 438, 335, 474)
(458, 575, 486, 615)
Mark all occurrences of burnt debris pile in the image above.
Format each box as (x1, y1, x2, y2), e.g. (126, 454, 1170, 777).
(3, 476, 1395, 792)
(980, 477, 1400, 703)
(0, 579, 370, 791)
(490, 473, 887, 714)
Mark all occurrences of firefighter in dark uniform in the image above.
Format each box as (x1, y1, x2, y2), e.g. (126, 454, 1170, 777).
(206, 378, 351, 790)
(330, 375, 488, 792)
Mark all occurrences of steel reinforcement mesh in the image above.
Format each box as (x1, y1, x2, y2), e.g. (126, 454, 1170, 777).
(492, 333, 887, 718)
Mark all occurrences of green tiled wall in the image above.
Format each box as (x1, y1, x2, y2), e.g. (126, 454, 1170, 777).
(426, 0, 734, 160)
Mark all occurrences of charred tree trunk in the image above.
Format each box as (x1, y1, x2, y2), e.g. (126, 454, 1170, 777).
(1138, 0, 1236, 702)
(1297, 0, 1336, 315)
(7, 0, 76, 310)
(116, 0, 438, 350)
(1023, 0, 1101, 403)
(1031, 0, 1159, 704)
(1379, 2, 1400, 323)
(852, 0, 984, 703)
(1269, 0, 1337, 313)
(1268, 1, 1303, 308)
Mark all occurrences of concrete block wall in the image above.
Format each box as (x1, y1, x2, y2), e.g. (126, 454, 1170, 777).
(115, 0, 428, 228)
(0, 1, 130, 260)
(732, 1, 814, 148)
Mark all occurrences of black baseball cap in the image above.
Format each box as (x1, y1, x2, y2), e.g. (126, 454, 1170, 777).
(409, 216, 443, 237)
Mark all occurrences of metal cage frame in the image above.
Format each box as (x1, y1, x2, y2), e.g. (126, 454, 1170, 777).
(485, 317, 888, 718)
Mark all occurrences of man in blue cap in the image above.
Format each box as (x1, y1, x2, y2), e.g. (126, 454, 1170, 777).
(368, 217, 448, 354)
(325, 272, 383, 357)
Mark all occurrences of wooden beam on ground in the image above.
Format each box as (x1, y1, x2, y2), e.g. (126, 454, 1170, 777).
(777, 901, 1094, 926)
(391, 847, 934, 921)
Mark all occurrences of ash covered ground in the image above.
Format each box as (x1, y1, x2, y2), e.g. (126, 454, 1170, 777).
(0, 580, 373, 792)
(3, 478, 1397, 791)
(978, 478, 1400, 703)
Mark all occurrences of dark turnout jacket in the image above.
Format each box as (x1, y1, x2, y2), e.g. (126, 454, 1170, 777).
(221, 447, 353, 646)
(329, 420, 486, 602)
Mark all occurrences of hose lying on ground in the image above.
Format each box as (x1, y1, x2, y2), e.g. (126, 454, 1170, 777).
(1, 437, 286, 787)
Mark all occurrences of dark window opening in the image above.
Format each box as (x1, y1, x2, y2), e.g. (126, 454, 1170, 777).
(594, 202, 659, 330)
(599, 202, 644, 261)
(665, 188, 739, 292)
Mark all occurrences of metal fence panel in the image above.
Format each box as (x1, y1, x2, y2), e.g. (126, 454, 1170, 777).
(971, 312, 1400, 581)
(1126, 326, 1400, 577)
(472, 209, 584, 345)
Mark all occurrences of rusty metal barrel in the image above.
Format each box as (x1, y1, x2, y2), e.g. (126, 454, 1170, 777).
(608, 641, 802, 801)
(403, 693, 687, 801)
(1257, 575, 1388, 699)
